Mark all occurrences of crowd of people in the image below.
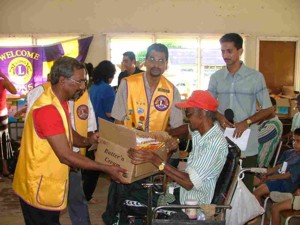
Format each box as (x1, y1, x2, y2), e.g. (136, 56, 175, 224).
(1, 32, 299, 225)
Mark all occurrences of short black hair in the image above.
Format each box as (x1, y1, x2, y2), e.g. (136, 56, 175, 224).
(220, 33, 243, 49)
(270, 97, 277, 106)
(123, 51, 136, 61)
(294, 128, 300, 136)
(146, 43, 169, 61)
(50, 56, 85, 85)
(93, 60, 116, 84)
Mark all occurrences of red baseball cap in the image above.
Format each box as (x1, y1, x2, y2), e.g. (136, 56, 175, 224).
(176, 90, 219, 112)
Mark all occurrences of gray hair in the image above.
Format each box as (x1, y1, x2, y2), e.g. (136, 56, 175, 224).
(50, 56, 85, 85)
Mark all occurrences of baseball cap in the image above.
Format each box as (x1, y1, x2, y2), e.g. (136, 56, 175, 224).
(175, 90, 219, 112)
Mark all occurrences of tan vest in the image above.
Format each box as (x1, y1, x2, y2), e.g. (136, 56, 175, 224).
(73, 90, 89, 155)
(125, 73, 174, 132)
(13, 84, 72, 211)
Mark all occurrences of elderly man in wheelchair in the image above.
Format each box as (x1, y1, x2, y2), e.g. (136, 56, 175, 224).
(127, 90, 229, 223)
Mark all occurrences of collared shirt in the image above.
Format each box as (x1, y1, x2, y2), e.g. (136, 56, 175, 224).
(258, 116, 283, 167)
(117, 67, 144, 87)
(180, 123, 228, 204)
(208, 62, 272, 156)
(112, 72, 184, 129)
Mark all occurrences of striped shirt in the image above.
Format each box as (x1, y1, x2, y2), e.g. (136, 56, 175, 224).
(180, 123, 228, 204)
(208, 62, 272, 157)
(258, 116, 283, 167)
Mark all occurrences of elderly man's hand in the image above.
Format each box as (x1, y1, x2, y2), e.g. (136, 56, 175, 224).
(128, 148, 155, 165)
(165, 137, 179, 155)
(107, 165, 129, 184)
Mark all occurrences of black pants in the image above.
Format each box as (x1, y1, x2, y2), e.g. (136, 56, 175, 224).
(19, 198, 60, 225)
(82, 150, 100, 201)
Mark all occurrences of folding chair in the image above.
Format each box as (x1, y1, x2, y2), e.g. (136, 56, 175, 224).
(272, 140, 283, 167)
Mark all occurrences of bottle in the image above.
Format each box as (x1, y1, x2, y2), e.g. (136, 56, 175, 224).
(184, 200, 198, 220)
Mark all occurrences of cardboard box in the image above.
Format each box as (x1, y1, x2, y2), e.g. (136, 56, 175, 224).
(276, 96, 298, 118)
(95, 118, 167, 183)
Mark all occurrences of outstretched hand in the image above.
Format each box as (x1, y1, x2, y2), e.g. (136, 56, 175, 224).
(128, 148, 154, 165)
(107, 165, 129, 184)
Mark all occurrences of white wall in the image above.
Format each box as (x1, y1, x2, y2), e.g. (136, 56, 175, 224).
(1, 0, 300, 67)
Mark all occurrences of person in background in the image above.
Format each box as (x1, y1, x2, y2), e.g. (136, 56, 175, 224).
(128, 90, 228, 205)
(85, 63, 94, 88)
(257, 97, 283, 167)
(208, 33, 273, 192)
(0, 70, 17, 179)
(254, 128, 300, 205)
(117, 51, 144, 87)
(12, 56, 127, 225)
(83, 60, 116, 204)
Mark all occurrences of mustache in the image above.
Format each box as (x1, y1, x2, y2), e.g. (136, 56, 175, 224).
(70, 90, 84, 101)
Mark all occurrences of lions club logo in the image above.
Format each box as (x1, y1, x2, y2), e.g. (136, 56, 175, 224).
(8, 57, 33, 84)
(154, 95, 170, 111)
(77, 104, 89, 120)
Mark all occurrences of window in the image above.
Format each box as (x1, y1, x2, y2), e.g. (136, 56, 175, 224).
(107, 34, 245, 97)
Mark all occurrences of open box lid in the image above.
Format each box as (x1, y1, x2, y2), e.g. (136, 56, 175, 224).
(99, 118, 136, 149)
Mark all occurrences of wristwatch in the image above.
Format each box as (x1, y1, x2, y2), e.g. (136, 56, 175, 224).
(158, 161, 166, 171)
(246, 119, 252, 127)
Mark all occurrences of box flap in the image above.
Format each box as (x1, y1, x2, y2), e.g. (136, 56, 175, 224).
(277, 98, 290, 107)
(99, 118, 136, 149)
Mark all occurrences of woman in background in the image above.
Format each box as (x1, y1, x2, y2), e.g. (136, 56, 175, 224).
(82, 60, 116, 203)
(0, 70, 17, 178)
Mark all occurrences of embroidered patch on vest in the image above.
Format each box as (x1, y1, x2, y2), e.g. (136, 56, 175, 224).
(137, 108, 144, 114)
(77, 104, 89, 120)
(158, 88, 170, 93)
(154, 95, 170, 111)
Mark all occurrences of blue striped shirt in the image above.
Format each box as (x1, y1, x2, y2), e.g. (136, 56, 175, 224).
(258, 116, 283, 167)
(208, 62, 272, 156)
(180, 124, 228, 204)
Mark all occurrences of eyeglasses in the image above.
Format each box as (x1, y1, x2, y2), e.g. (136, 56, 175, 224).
(69, 78, 87, 87)
(148, 56, 166, 65)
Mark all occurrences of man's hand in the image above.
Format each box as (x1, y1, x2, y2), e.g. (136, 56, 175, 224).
(233, 121, 248, 138)
(165, 137, 179, 155)
(216, 113, 234, 129)
(106, 165, 129, 184)
(127, 148, 155, 165)
(87, 132, 100, 145)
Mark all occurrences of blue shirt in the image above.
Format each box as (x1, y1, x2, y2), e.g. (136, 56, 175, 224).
(208, 62, 272, 156)
(89, 81, 115, 128)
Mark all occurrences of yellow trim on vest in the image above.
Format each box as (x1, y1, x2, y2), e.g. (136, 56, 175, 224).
(13, 84, 72, 211)
(125, 73, 174, 132)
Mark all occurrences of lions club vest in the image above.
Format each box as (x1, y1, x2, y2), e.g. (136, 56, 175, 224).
(125, 73, 174, 132)
(13, 84, 72, 211)
(73, 90, 89, 155)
